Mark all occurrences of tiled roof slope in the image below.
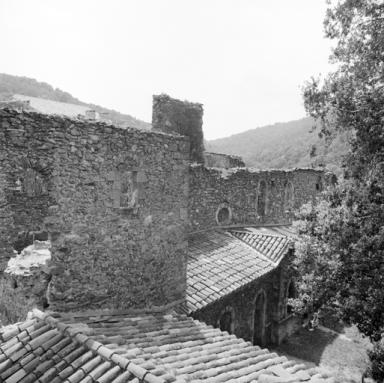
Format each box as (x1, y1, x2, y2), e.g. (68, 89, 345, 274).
(183, 230, 291, 314)
(0, 309, 164, 383)
(53, 309, 334, 383)
(229, 227, 293, 264)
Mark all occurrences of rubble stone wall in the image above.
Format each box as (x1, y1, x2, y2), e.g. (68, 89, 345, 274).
(0, 109, 190, 311)
(152, 94, 205, 164)
(203, 152, 245, 168)
(0, 110, 56, 268)
(189, 165, 325, 231)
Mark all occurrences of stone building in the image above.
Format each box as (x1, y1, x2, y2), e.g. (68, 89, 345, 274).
(0, 95, 335, 383)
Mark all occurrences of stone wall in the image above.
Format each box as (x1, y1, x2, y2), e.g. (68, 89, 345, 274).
(0, 110, 56, 269)
(0, 108, 190, 311)
(189, 165, 325, 230)
(203, 152, 245, 168)
(152, 94, 205, 164)
(191, 254, 298, 346)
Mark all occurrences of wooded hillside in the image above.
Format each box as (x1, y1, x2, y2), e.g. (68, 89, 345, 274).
(0, 73, 150, 130)
(207, 118, 350, 174)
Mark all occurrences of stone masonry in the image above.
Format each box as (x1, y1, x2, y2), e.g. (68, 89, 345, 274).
(0, 95, 328, 326)
(203, 151, 245, 168)
(0, 108, 190, 311)
(152, 94, 205, 164)
(189, 165, 325, 231)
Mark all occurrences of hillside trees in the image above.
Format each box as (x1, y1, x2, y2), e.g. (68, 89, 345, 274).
(293, 0, 384, 379)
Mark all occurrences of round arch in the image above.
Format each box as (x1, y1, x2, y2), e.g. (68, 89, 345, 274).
(215, 203, 233, 226)
(285, 279, 297, 316)
(253, 289, 267, 346)
(217, 305, 235, 334)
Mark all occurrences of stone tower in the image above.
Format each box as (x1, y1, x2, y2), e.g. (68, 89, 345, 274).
(152, 94, 205, 164)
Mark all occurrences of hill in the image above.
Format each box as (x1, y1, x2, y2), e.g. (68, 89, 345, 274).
(0, 73, 150, 130)
(206, 118, 350, 174)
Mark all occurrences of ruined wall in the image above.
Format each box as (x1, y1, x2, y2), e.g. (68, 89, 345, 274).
(152, 94, 205, 164)
(0, 109, 190, 311)
(189, 165, 325, 230)
(203, 152, 245, 168)
(0, 110, 56, 269)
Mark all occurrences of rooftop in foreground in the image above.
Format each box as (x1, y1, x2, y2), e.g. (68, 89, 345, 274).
(0, 308, 334, 383)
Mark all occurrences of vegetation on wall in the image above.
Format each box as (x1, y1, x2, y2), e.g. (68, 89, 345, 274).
(292, 0, 384, 380)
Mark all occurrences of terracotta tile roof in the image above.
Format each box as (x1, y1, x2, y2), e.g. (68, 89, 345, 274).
(0, 309, 334, 383)
(52, 308, 333, 383)
(229, 227, 293, 264)
(0, 309, 164, 383)
(183, 230, 291, 314)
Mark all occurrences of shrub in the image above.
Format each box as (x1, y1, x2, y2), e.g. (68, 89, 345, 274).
(368, 340, 384, 383)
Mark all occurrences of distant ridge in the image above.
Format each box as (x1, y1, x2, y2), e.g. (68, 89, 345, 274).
(0, 73, 151, 130)
(207, 118, 350, 174)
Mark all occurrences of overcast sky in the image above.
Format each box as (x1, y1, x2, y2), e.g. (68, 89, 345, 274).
(0, 0, 333, 139)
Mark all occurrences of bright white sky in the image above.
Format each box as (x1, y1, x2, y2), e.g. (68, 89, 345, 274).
(0, 0, 333, 139)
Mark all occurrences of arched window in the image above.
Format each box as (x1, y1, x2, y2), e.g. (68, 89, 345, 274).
(284, 181, 294, 214)
(215, 203, 232, 225)
(217, 306, 235, 334)
(253, 290, 267, 346)
(257, 180, 267, 217)
(286, 280, 296, 316)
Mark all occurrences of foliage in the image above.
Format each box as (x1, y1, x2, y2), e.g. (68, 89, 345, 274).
(0, 73, 82, 104)
(294, 0, 384, 379)
(293, 176, 384, 341)
(369, 340, 384, 383)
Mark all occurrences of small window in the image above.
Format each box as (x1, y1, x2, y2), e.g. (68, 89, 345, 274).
(286, 280, 296, 315)
(315, 176, 323, 192)
(215, 204, 232, 225)
(284, 181, 294, 214)
(257, 180, 267, 217)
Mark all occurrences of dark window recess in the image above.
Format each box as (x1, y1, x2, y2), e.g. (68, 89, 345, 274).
(287, 281, 296, 315)
(217, 207, 230, 224)
(253, 292, 266, 346)
(257, 180, 267, 217)
(219, 311, 233, 334)
(315, 176, 323, 191)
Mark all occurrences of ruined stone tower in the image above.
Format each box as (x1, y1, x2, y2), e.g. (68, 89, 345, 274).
(152, 94, 205, 164)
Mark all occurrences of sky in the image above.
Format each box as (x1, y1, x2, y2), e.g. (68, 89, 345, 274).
(0, 0, 334, 139)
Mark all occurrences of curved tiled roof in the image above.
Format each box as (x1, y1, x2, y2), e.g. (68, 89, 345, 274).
(0, 309, 334, 383)
(56, 308, 333, 383)
(183, 229, 291, 314)
(229, 227, 293, 264)
(0, 310, 164, 383)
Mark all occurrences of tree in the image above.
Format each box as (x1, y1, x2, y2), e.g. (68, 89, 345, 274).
(293, 0, 384, 379)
